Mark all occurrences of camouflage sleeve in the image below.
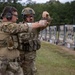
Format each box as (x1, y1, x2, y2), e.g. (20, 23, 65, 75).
(3, 23, 29, 33)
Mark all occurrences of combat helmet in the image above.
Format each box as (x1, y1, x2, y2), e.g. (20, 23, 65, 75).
(21, 7, 35, 16)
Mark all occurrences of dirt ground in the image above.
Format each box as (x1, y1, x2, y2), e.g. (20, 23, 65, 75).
(57, 45, 75, 56)
(43, 41, 75, 56)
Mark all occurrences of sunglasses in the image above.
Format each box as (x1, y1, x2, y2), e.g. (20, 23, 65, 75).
(13, 14, 18, 18)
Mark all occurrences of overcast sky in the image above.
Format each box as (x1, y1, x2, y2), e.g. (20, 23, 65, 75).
(21, 0, 73, 3)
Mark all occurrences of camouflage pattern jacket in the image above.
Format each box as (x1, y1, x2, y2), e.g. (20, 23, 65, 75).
(0, 21, 31, 59)
(17, 22, 42, 52)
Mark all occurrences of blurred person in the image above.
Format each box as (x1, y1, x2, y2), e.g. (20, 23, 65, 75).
(22, 7, 37, 73)
(0, 6, 24, 75)
(19, 7, 52, 75)
(0, 6, 52, 75)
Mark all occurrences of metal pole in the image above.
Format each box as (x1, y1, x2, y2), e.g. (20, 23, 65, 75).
(63, 25, 66, 45)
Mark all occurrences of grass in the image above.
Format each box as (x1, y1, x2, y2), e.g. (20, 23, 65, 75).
(35, 41, 75, 75)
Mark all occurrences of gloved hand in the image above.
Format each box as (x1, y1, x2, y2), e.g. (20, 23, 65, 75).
(42, 11, 52, 25)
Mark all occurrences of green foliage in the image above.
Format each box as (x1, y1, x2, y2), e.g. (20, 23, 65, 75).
(0, 1, 75, 25)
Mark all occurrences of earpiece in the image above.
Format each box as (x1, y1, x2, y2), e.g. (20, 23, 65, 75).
(2, 7, 13, 20)
(5, 12, 12, 20)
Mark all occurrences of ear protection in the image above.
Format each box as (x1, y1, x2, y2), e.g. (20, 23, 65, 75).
(5, 7, 12, 20)
(1, 7, 13, 20)
(21, 14, 27, 20)
(5, 12, 12, 20)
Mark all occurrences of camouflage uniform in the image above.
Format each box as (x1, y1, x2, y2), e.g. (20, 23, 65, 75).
(19, 7, 52, 75)
(19, 7, 41, 75)
(0, 21, 31, 75)
(18, 27, 41, 75)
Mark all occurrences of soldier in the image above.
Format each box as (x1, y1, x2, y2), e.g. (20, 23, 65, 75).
(0, 6, 51, 75)
(21, 7, 37, 73)
(0, 6, 24, 75)
(19, 7, 52, 75)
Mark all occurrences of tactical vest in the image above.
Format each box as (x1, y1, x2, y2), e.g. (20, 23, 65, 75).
(0, 22, 19, 59)
(17, 29, 41, 52)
